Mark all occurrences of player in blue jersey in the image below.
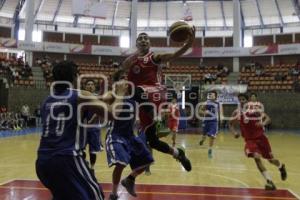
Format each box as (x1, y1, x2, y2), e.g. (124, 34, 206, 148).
(35, 61, 127, 200)
(82, 80, 103, 173)
(199, 91, 220, 159)
(105, 69, 154, 200)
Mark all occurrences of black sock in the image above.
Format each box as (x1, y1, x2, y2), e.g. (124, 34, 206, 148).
(90, 153, 97, 167)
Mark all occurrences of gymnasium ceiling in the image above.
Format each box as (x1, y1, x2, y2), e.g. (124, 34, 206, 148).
(0, 0, 299, 31)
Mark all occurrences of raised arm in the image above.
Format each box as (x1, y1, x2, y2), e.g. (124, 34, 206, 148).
(78, 81, 128, 120)
(152, 26, 195, 63)
(122, 52, 138, 72)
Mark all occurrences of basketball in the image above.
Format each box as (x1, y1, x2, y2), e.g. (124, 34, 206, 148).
(169, 21, 192, 42)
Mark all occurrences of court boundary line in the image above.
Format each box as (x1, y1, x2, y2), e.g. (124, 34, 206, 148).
(288, 189, 300, 200)
(1, 179, 298, 197)
(1, 179, 294, 191)
(0, 179, 15, 186)
(0, 185, 296, 200)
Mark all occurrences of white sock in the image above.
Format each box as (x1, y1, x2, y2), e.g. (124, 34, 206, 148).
(261, 171, 272, 182)
(173, 148, 179, 157)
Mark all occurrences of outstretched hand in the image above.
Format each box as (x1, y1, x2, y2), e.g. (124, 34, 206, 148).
(114, 80, 128, 96)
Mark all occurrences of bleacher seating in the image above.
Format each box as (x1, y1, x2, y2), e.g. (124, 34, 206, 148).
(239, 64, 299, 92)
(0, 55, 34, 87)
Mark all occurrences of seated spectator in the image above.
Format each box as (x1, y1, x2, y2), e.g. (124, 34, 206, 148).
(217, 64, 229, 77)
(275, 72, 287, 81)
(289, 67, 300, 77)
(293, 80, 300, 92)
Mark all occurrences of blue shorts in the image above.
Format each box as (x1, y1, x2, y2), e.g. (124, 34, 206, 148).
(105, 132, 154, 170)
(87, 128, 101, 153)
(36, 155, 104, 200)
(203, 121, 218, 138)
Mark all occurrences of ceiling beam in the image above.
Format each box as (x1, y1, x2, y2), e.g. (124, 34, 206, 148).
(0, 0, 6, 10)
(274, 0, 284, 27)
(112, 0, 119, 30)
(147, 0, 152, 29)
(52, 0, 63, 24)
(292, 0, 300, 21)
(165, 1, 168, 29)
(220, 0, 227, 28)
(203, 0, 208, 29)
(13, 0, 26, 21)
(34, 0, 44, 20)
(240, 2, 245, 28)
(255, 0, 264, 28)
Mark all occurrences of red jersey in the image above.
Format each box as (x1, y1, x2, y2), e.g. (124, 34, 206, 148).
(127, 52, 162, 86)
(168, 103, 180, 122)
(239, 111, 265, 141)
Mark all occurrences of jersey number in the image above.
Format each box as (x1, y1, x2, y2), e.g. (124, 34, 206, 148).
(43, 113, 66, 137)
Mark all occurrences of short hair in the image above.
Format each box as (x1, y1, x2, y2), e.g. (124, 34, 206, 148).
(250, 92, 257, 97)
(208, 90, 218, 96)
(238, 93, 249, 100)
(52, 61, 77, 83)
(137, 32, 148, 38)
(85, 79, 95, 86)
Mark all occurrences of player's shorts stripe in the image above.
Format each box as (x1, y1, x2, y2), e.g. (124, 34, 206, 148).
(73, 156, 102, 200)
(75, 126, 80, 151)
(83, 119, 88, 149)
(78, 156, 103, 199)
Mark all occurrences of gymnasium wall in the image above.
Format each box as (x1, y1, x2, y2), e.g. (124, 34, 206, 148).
(0, 80, 8, 107)
(7, 88, 49, 113)
(257, 92, 300, 129)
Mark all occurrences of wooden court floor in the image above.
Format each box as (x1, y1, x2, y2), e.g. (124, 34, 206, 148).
(0, 130, 299, 199)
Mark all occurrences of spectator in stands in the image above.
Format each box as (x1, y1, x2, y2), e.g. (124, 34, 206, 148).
(217, 64, 229, 77)
(275, 72, 287, 82)
(215, 77, 222, 84)
(289, 66, 300, 78)
(293, 80, 300, 92)
(255, 63, 265, 77)
(34, 105, 42, 127)
(0, 106, 7, 113)
(204, 73, 214, 84)
(21, 104, 30, 128)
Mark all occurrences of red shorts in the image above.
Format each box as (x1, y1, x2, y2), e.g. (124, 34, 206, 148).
(138, 85, 167, 131)
(244, 135, 273, 159)
(168, 120, 179, 132)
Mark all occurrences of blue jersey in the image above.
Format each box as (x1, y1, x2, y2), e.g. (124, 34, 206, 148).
(203, 100, 219, 123)
(81, 111, 101, 152)
(38, 89, 83, 157)
(108, 99, 136, 138)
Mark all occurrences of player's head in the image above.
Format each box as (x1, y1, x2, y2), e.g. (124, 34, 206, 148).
(52, 61, 78, 91)
(250, 92, 257, 102)
(84, 79, 96, 93)
(136, 32, 150, 53)
(207, 91, 217, 101)
(238, 93, 249, 106)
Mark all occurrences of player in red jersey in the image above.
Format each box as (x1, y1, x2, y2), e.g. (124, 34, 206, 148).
(229, 93, 287, 190)
(168, 97, 180, 147)
(121, 29, 195, 172)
